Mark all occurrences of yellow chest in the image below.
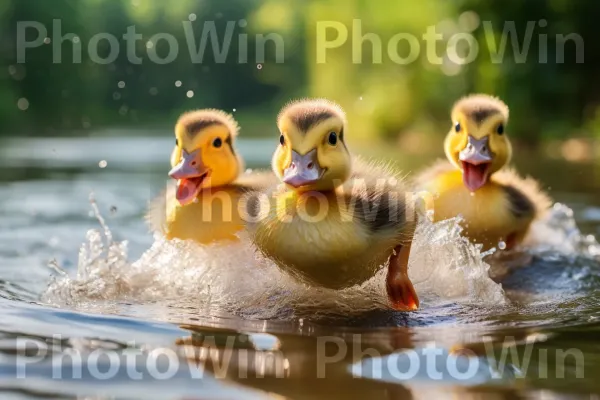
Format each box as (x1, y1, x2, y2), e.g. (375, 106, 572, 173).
(424, 170, 530, 248)
(165, 187, 244, 244)
(253, 189, 394, 288)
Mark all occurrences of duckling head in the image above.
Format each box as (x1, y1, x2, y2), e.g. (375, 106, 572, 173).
(169, 109, 242, 205)
(444, 94, 511, 192)
(273, 99, 351, 192)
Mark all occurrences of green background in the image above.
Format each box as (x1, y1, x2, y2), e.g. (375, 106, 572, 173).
(1, 0, 597, 157)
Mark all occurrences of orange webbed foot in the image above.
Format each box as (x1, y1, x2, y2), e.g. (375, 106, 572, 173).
(386, 244, 419, 311)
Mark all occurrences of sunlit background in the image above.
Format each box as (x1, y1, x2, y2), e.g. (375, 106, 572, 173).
(1, 0, 599, 164)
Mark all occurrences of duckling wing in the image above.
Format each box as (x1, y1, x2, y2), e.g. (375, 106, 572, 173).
(346, 158, 416, 239)
(145, 183, 176, 234)
(493, 168, 552, 220)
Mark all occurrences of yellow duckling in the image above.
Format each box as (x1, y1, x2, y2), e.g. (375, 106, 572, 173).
(249, 99, 419, 311)
(415, 94, 551, 250)
(147, 109, 274, 244)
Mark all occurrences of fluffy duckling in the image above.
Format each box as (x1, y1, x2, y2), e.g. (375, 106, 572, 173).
(249, 99, 419, 311)
(147, 109, 274, 244)
(414, 94, 551, 250)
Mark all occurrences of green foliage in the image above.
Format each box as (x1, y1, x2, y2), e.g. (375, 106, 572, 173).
(0, 0, 597, 142)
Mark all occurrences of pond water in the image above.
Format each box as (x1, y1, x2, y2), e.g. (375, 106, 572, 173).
(0, 134, 599, 399)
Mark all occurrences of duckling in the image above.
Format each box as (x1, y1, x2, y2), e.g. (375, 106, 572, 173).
(414, 94, 551, 250)
(146, 109, 274, 244)
(248, 99, 419, 311)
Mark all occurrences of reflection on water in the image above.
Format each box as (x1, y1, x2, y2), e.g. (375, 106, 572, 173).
(0, 135, 600, 399)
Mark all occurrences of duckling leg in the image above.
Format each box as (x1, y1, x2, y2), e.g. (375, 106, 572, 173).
(386, 243, 419, 311)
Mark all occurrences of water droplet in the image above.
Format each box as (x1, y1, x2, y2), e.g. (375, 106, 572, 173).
(17, 98, 29, 111)
(257, 64, 263, 70)
(117, 81, 126, 89)
(72, 36, 80, 44)
(48, 236, 59, 247)
(8, 65, 25, 81)
(99, 160, 108, 168)
(146, 41, 154, 49)
(110, 206, 118, 214)
(498, 240, 507, 250)
(470, 191, 475, 196)
(232, 108, 236, 112)
(119, 105, 129, 115)
(186, 90, 194, 98)
(44, 37, 51, 44)
(188, 13, 197, 22)
(359, 96, 363, 100)
(175, 80, 182, 87)
(239, 19, 247, 28)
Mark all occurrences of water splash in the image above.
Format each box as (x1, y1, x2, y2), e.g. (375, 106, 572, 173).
(42, 200, 600, 324)
(43, 196, 510, 319)
(410, 213, 506, 304)
(528, 203, 600, 258)
(45, 203, 600, 324)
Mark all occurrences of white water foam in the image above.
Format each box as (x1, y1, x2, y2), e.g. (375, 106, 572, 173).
(47, 201, 600, 320)
(43, 195, 512, 319)
(527, 203, 600, 258)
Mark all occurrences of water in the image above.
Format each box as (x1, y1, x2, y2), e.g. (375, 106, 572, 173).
(1, 134, 600, 399)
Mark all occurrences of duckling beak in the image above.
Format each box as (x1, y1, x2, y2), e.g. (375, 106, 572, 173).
(169, 149, 210, 205)
(459, 135, 494, 192)
(282, 149, 325, 188)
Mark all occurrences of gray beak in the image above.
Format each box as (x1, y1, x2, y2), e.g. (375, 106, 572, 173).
(459, 135, 493, 165)
(282, 149, 324, 188)
(168, 149, 206, 179)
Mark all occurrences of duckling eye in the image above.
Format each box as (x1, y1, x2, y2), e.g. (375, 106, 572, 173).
(497, 124, 504, 135)
(279, 135, 285, 146)
(454, 122, 461, 133)
(328, 132, 338, 146)
(213, 138, 222, 148)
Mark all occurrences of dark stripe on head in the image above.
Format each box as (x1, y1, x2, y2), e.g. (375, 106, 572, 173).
(452, 94, 509, 124)
(339, 127, 349, 153)
(470, 109, 500, 124)
(225, 135, 235, 155)
(184, 120, 223, 136)
(177, 109, 240, 138)
(291, 110, 335, 132)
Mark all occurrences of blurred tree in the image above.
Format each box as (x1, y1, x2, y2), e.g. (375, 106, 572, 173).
(0, 0, 598, 144)
(460, 0, 599, 144)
